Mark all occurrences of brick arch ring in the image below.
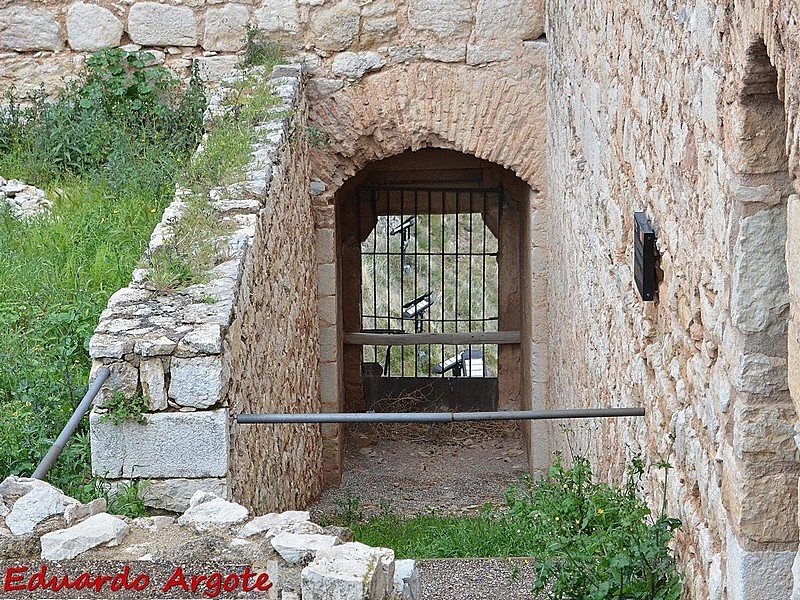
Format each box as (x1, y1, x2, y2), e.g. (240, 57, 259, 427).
(305, 62, 548, 199)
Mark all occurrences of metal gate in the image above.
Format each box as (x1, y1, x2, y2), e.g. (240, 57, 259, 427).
(351, 185, 507, 411)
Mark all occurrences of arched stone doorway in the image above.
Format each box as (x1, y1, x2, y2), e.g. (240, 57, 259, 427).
(336, 148, 525, 414)
(314, 147, 549, 486)
(304, 63, 550, 486)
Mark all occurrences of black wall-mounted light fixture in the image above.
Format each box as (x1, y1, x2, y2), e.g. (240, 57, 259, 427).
(633, 212, 656, 301)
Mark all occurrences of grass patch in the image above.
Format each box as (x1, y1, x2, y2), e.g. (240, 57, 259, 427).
(322, 453, 683, 599)
(143, 68, 284, 291)
(0, 49, 205, 501)
(0, 43, 286, 505)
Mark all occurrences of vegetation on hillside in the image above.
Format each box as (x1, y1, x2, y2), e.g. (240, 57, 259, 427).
(0, 34, 286, 503)
(361, 212, 500, 377)
(0, 48, 207, 499)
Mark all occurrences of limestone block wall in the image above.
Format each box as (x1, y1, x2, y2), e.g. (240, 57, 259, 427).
(0, 0, 545, 95)
(547, 1, 800, 598)
(89, 64, 322, 515)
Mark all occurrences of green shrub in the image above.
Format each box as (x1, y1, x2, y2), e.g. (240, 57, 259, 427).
(505, 454, 682, 600)
(327, 453, 683, 600)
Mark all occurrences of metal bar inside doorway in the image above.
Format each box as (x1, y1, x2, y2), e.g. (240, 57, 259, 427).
(237, 407, 645, 424)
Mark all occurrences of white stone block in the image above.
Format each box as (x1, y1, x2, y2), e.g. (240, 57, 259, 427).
(0, 475, 62, 497)
(89, 333, 134, 359)
(0, 7, 62, 52)
(168, 355, 228, 409)
(40, 513, 129, 560)
(730, 350, 788, 395)
(135, 335, 177, 357)
(140, 358, 167, 410)
(128, 3, 197, 47)
(204, 4, 248, 52)
(393, 559, 420, 600)
(726, 527, 794, 600)
(141, 478, 227, 513)
(67, 3, 123, 51)
(731, 207, 788, 335)
(422, 46, 467, 62)
(331, 51, 386, 80)
(272, 532, 339, 564)
(177, 494, 249, 532)
(178, 323, 223, 355)
(254, 0, 299, 34)
(90, 409, 228, 478)
(309, 1, 359, 51)
(94, 361, 140, 407)
(237, 511, 311, 538)
(302, 542, 394, 600)
(5, 486, 75, 535)
(64, 498, 106, 527)
(475, 0, 543, 40)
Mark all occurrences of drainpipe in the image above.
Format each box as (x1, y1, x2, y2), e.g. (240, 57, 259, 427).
(32, 366, 110, 481)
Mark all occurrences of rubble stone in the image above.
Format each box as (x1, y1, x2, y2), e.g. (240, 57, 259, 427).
(5, 486, 75, 536)
(40, 513, 129, 560)
(177, 492, 249, 532)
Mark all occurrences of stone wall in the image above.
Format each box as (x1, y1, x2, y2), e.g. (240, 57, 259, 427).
(547, 1, 800, 598)
(0, 0, 545, 94)
(89, 64, 322, 515)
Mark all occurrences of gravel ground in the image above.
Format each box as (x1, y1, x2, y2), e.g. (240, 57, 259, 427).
(417, 558, 540, 600)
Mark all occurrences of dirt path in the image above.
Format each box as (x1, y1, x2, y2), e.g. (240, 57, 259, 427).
(309, 423, 529, 519)
(309, 423, 537, 599)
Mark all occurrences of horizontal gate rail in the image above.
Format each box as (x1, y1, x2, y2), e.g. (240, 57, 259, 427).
(237, 407, 645, 424)
(344, 331, 521, 345)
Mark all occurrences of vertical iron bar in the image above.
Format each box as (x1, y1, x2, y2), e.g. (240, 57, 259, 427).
(454, 193, 459, 340)
(414, 190, 424, 377)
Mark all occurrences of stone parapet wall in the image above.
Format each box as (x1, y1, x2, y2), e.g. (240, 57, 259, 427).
(547, 0, 800, 598)
(89, 63, 322, 514)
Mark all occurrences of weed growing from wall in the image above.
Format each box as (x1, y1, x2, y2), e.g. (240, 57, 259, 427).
(141, 67, 283, 290)
(241, 23, 284, 68)
(101, 391, 148, 426)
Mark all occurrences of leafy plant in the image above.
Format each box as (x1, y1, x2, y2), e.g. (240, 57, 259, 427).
(319, 493, 366, 526)
(101, 390, 148, 426)
(107, 478, 150, 518)
(241, 23, 283, 68)
(505, 453, 682, 600)
(327, 452, 683, 600)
